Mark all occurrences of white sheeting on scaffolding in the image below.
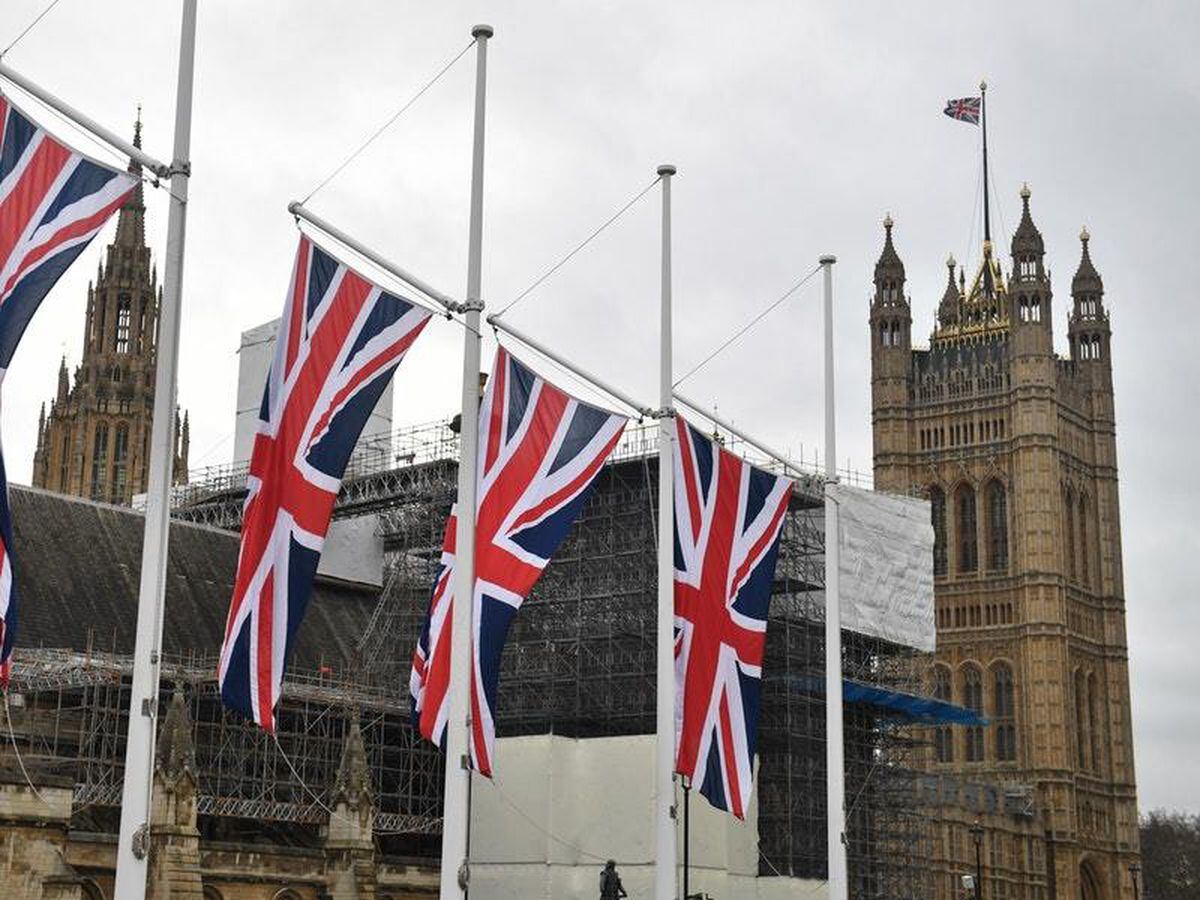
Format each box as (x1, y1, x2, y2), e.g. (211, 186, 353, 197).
(828, 484, 935, 652)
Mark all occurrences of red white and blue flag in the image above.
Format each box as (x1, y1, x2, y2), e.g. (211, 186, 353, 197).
(944, 96, 982, 125)
(410, 347, 627, 776)
(673, 415, 793, 818)
(0, 95, 138, 683)
(219, 235, 432, 730)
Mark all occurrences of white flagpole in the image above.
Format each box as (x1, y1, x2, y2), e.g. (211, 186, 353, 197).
(440, 24, 491, 900)
(655, 163, 677, 900)
(113, 2, 198, 898)
(820, 253, 847, 900)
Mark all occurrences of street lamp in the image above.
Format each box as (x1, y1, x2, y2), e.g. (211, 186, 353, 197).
(1129, 861, 1141, 900)
(969, 821, 984, 900)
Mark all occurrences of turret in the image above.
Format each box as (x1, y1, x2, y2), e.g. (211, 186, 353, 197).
(937, 254, 961, 328)
(1008, 184, 1053, 358)
(1069, 227, 1110, 368)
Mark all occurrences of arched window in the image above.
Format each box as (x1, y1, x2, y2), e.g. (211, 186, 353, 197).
(956, 484, 978, 573)
(993, 664, 1016, 762)
(58, 431, 71, 490)
(90, 422, 109, 501)
(112, 424, 130, 503)
(986, 480, 1008, 571)
(1074, 669, 1090, 771)
(933, 666, 953, 763)
(1064, 487, 1077, 581)
(962, 665, 985, 762)
(930, 486, 947, 576)
(116, 293, 131, 353)
(1078, 494, 1090, 587)
(1087, 672, 1102, 773)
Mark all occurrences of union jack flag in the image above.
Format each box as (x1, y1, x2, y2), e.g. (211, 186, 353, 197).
(944, 96, 981, 125)
(0, 95, 137, 683)
(410, 347, 627, 776)
(219, 235, 432, 730)
(673, 415, 793, 818)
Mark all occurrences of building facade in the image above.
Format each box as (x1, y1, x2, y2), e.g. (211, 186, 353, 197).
(31, 118, 187, 505)
(869, 189, 1140, 899)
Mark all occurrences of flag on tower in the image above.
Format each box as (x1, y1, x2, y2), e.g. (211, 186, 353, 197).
(943, 96, 982, 125)
(410, 346, 628, 776)
(673, 415, 794, 818)
(218, 234, 432, 731)
(0, 96, 139, 683)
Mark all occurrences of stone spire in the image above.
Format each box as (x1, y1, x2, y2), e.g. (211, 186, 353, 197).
(1072, 226, 1104, 297)
(874, 213, 906, 287)
(56, 357, 69, 405)
(1010, 182, 1045, 259)
(113, 110, 146, 250)
(155, 686, 196, 782)
(938, 254, 960, 327)
(333, 712, 372, 810)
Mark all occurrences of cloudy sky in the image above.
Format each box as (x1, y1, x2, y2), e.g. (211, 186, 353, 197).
(2, 1, 1196, 814)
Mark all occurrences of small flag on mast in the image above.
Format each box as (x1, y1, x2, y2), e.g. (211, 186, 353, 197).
(944, 96, 982, 125)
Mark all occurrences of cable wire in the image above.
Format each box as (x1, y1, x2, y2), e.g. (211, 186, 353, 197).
(494, 176, 662, 319)
(0, 0, 65, 59)
(3, 689, 49, 807)
(300, 39, 475, 204)
(674, 264, 822, 388)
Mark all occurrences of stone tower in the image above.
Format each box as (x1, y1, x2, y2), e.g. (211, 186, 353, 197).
(869, 192, 1139, 900)
(31, 114, 188, 504)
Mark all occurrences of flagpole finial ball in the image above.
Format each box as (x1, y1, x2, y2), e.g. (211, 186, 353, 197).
(980, 79, 987, 92)
(472, 24, 494, 39)
(819, 254, 837, 265)
(657, 164, 677, 177)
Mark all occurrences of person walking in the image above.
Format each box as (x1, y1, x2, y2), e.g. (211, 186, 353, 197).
(600, 859, 628, 899)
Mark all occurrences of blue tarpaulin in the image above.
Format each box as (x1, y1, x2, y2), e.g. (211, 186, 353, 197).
(785, 674, 988, 726)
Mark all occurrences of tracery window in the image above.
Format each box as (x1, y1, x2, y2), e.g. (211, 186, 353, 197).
(963, 664, 985, 761)
(90, 422, 109, 501)
(993, 663, 1016, 762)
(933, 666, 954, 762)
(112, 424, 129, 503)
(930, 486, 947, 576)
(116, 293, 131, 353)
(1064, 487, 1077, 581)
(956, 484, 978, 573)
(986, 480, 1008, 571)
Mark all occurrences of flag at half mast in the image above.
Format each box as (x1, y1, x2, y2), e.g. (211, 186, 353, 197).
(218, 234, 433, 731)
(0, 95, 139, 684)
(410, 346, 628, 776)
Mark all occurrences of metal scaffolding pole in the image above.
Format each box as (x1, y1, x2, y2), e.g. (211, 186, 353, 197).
(439, 24, 491, 900)
(113, 2, 198, 898)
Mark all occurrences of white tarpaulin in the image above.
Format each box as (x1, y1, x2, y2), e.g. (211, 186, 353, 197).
(828, 484, 935, 652)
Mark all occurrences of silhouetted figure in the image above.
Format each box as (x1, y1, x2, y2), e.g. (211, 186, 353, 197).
(600, 859, 627, 899)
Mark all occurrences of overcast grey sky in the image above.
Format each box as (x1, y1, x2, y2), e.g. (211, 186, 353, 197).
(2, 1, 1196, 814)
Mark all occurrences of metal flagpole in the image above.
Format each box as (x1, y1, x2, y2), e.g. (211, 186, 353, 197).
(654, 162, 677, 900)
(980, 79, 990, 245)
(820, 253, 847, 900)
(113, 2, 197, 898)
(439, 24, 491, 900)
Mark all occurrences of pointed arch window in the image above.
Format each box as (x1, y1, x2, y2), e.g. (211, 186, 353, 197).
(1074, 669, 1090, 770)
(963, 665, 985, 761)
(1087, 672, 1102, 773)
(930, 486, 947, 576)
(956, 484, 978, 574)
(1064, 487, 1077, 581)
(933, 666, 954, 762)
(90, 422, 109, 500)
(116, 293, 131, 353)
(1078, 494, 1090, 587)
(112, 424, 129, 503)
(993, 663, 1016, 762)
(986, 480, 1008, 571)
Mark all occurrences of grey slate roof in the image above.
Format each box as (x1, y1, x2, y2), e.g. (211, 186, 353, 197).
(8, 485, 376, 669)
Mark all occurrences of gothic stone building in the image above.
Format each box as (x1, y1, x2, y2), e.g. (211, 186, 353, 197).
(31, 120, 188, 505)
(869, 188, 1140, 899)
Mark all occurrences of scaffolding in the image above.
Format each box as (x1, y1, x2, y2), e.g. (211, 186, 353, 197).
(7, 418, 934, 896)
